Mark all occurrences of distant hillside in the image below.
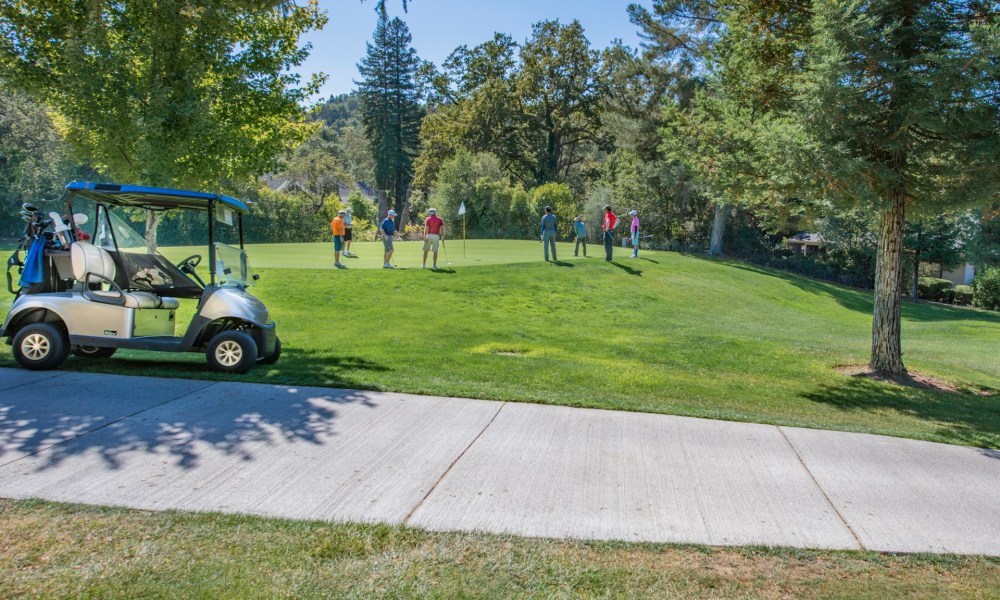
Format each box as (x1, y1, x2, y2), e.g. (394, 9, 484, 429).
(312, 92, 363, 132)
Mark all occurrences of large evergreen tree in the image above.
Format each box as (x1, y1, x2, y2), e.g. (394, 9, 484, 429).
(768, 1, 1000, 375)
(0, 0, 326, 246)
(657, 0, 1000, 376)
(357, 11, 423, 217)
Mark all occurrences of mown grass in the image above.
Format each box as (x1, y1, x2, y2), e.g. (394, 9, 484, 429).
(2, 241, 999, 447)
(3, 499, 999, 599)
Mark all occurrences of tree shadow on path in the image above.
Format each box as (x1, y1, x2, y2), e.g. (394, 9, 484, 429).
(0, 350, 392, 473)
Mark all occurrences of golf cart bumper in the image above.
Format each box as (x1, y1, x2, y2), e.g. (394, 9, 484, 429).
(253, 321, 277, 358)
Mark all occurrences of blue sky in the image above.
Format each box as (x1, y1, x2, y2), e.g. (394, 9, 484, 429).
(300, 0, 652, 100)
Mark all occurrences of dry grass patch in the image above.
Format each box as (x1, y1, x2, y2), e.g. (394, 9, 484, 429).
(3, 499, 1000, 599)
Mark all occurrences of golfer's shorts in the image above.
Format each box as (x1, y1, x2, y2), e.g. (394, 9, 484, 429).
(344, 228, 352, 241)
(632, 233, 639, 246)
(423, 234, 440, 252)
(383, 237, 394, 251)
(333, 236, 343, 252)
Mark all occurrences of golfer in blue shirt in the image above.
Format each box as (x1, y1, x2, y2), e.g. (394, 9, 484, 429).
(540, 206, 557, 262)
(381, 210, 398, 269)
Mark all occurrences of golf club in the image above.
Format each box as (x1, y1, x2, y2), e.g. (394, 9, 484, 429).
(442, 238, 452, 265)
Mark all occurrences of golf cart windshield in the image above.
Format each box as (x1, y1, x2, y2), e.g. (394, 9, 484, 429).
(95, 208, 204, 298)
(213, 243, 254, 288)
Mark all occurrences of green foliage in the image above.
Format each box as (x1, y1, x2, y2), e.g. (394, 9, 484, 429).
(421, 21, 602, 188)
(428, 150, 533, 238)
(917, 278, 954, 303)
(966, 206, 1000, 270)
(972, 268, 1000, 311)
(357, 12, 423, 213)
(345, 190, 376, 222)
(312, 93, 364, 131)
(531, 183, 576, 239)
(0, 87, 94, 238)
(953, 285, 973, 306)
(0, 0, 325, 191)
(242, 187, 337, 244)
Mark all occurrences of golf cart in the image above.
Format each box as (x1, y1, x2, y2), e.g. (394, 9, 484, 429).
(2, 182, 279, 373)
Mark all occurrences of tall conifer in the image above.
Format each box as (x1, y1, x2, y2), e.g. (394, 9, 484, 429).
(357, 11, 423, 217)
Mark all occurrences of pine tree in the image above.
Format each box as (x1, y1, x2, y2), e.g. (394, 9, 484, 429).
(357, 11, 423, 218)
(658, 0, 1000, 376)
(772, 1, 1000, 375)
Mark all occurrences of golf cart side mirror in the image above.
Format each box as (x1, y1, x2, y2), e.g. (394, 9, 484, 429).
(253, 274, 260, 281)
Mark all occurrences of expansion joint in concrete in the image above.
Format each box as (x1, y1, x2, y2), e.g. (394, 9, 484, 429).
(778, 426, 865, 550)
(403, 401, 506, 525)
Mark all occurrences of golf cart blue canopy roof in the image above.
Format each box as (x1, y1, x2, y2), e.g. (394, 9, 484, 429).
(65, 182, 249, 214)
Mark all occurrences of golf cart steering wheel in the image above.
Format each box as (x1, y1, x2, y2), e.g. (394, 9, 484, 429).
(177, 254, 202, 274)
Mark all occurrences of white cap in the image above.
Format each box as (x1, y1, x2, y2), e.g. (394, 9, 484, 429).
(428, 208, 437, 214)
(387, 210, 397, 216)
(629, 210, 637, 215)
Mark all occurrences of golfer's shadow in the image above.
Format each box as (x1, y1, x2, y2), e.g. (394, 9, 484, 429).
(430, 268, 456, 275)
(550, 260, 574, 267)
(610, 261, 642, 276)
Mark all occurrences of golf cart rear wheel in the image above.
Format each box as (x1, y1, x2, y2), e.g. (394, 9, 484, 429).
(73, 345, 117, 359)
(12, 323, 69, 370)
(206, 331, 258, 374)
(258, 336, 281, 365)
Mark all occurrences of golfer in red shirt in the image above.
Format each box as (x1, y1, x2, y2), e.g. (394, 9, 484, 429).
(423, 208, 445, 270)
(603, 205, 618, 262)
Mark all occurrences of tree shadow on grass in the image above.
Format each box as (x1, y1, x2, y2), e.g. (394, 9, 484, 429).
(694, 255, 1000, 324)
(0, 349, 393, 473)
(58, 347, 389, 390)
(801, 377, 1000, 448)
(610, 261, 642, 276)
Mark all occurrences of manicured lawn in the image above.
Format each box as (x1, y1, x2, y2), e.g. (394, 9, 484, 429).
(3, 499, 999, 599)
(2, 241, 999, 447)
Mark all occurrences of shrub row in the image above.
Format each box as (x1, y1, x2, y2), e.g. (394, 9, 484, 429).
(916, 271, 1000, 310)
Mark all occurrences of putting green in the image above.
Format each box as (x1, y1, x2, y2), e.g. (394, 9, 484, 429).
(159, 239, 604, 271)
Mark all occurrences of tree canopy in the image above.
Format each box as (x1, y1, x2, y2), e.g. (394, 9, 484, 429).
(0, 0, 327, 244)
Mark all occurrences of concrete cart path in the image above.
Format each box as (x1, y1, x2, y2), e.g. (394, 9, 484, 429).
(2, 368, 999, 556)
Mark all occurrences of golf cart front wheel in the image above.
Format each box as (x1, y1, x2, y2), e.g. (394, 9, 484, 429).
(258, 336, 281, 365)
(73, 345, 117, 359)
(12, 323, 69, 370)
(206, 331, 258, 374)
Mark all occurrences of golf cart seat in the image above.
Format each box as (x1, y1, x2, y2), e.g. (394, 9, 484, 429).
(70, 242, 180, 309)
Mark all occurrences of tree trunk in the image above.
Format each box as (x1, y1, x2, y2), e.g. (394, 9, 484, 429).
(377, 189, 388, 220)
(708, 203, 729, 256)
(145, 209, 161, 249)
(911, 222, 922, 302)
(870, 186, 907, 376)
